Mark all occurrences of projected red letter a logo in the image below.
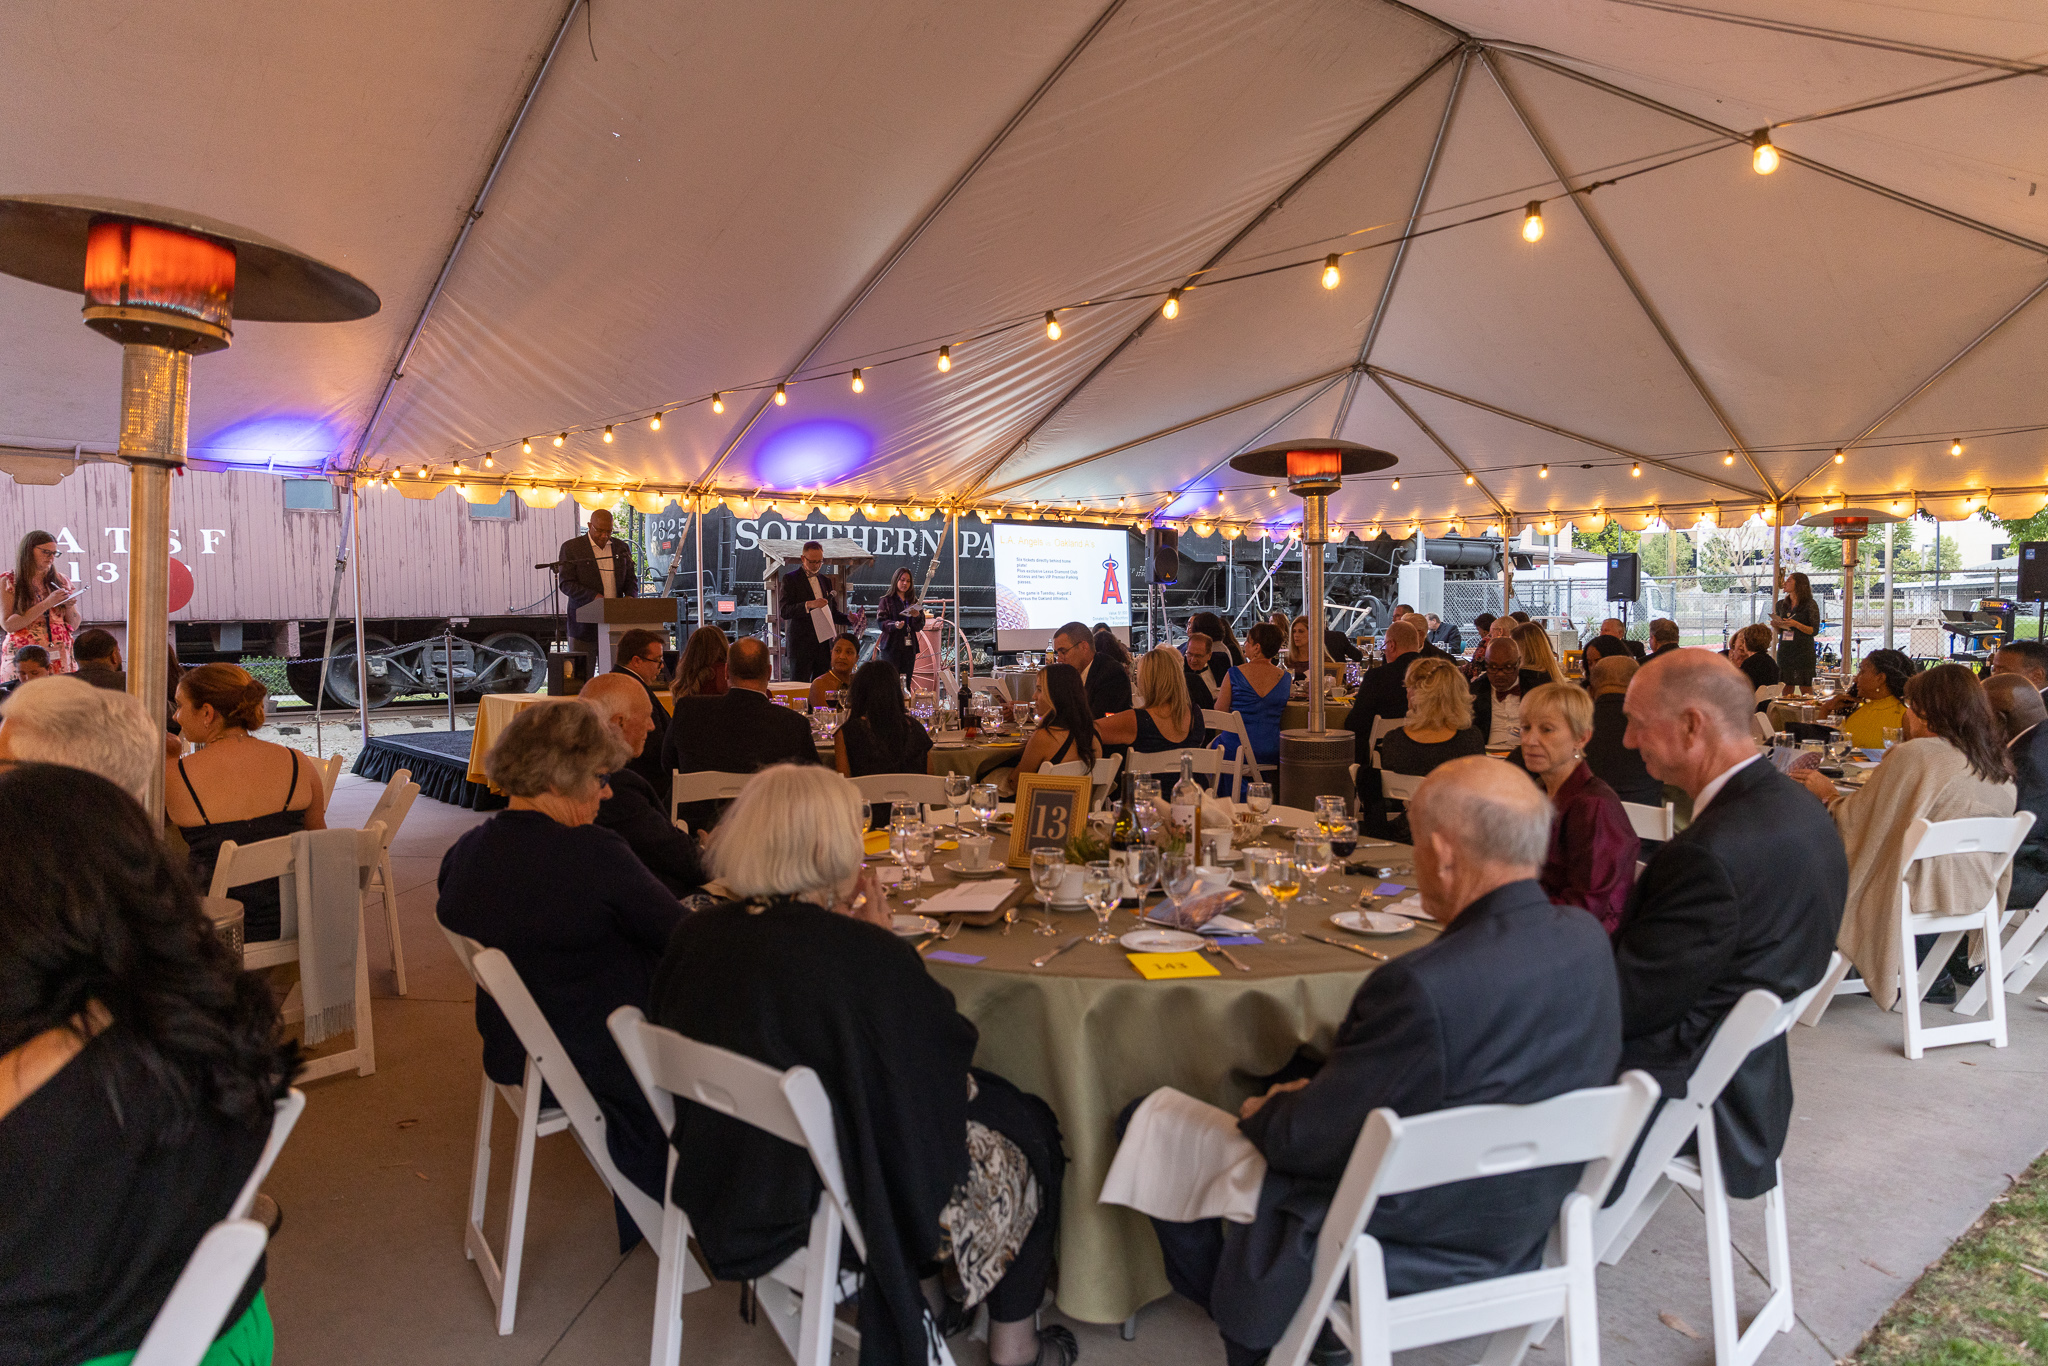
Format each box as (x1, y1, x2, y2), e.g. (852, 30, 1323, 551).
(1100, 557, 1123, 606)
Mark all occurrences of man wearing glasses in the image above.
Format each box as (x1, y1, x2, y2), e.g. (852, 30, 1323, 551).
(1470, 638, 1536, 751)
(1052, 621, 1131, 718)
(779, 541, 851, 681)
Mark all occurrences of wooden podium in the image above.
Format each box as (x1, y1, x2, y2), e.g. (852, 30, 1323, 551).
(576, 598, 679, 675)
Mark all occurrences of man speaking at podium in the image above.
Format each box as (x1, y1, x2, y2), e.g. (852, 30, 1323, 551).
(557, 509, 638, 652)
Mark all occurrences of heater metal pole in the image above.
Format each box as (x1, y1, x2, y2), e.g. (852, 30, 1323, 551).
(1303, 498, 1328, 734)
(693, 493, 706, 631)
(351, 475, 371, 745)
(120, 342, 188, 823)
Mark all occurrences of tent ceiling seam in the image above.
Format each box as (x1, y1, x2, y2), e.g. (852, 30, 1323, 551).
(1484, 48, 1780, 501)
(1370, 365, 1766, 499)
(1368, 370, 1509, 521)
(346, 0, 590, 474)
(1331, 44, 1474, 437)
(960, 38, 1466, 500)
(1148, 374, 1354, 523)
(693, 0, 1133, 491)
(1780, 270, 2048, 500)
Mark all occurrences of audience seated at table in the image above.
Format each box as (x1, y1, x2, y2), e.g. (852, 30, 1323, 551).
(670, 624, 730, 700)
(661, 636, 817, 831)
(1470, 638, 1539, 752)
(70, 627, 128, 692)
(1213, 621, 1289, 774)
(807, 633, 861, 710)
(0, 764, 296, 1366)
(1579, 632, 1631, 673)
(1615, 652, 1845, 1199)
(1729, 623, 1781, 692)
(1813, 648, 1913, 750)
(1796, 663, 2014, 1008)
(608, 626, 673, 794)
(1108, 758, 1621, 1366)
(439, 702, 688, 1233)
(1465, 612, 1496, 666)
(1519, 683, 1638, 933)
(579, 675, 707, 898)
(1595, 617, 1647, 663)
(1182, 632, 1219, 711)
(1368, 656, 1485, 840)
(0, 673, 162, 800)
(1016, 662, 1101, 778)
(1642, 617, 1682, 660)
(1188, 610, 1243, 672)
(1986, 674, 2048, 912)
(1583, 656, 1663, 809)
(1343, 619, 1422, 817)
(1052, 622, 1131, 720)
(164, 664, 328, 943)
(1094, 627, 1136, 684)
(1321, 626, 1365, 666)
(650, 764, 1074, 1366)
(1425, 612, 1461, 654)
(1511, 620, 1570, 686)
(1099, 647, 1207, 761)
(1993, 640, 2048, 697)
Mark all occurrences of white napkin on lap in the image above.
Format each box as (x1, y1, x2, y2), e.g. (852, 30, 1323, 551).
(1100, 1087, 1266, 1224)
(918, 880, 1019, 915)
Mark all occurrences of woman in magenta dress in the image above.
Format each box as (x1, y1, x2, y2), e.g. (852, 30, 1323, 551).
(1519, 682, 1639, 933)
(1, 530, 79, 682)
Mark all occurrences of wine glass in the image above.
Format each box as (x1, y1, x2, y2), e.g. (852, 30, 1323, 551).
(969, 782, 1000, 834)
(1134, 776, 1163, 809)
(1293, 832, 1333, 907)
(944, 771, 970, 828)
(1083, 861, 1120, 945)
(1160, 850, 1197, 916)
(1314, 795, 1347, 834)
(902, 828, 933, 886)
(1327, 818, 1358, 873)
(1126, 844, 1162, 917)
(1029, 849, 1066, 935)
(889, 810, 918, 865)
(1247, 849, 1283, 933)
(1246, 781, 1274, 829)
(1263, 854, 1302, 943)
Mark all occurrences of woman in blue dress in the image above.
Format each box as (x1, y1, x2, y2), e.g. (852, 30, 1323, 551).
(1214, 620, 1291, 771)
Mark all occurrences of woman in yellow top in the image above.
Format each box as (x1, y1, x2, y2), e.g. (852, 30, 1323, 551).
(1818, 648, 1912, 750)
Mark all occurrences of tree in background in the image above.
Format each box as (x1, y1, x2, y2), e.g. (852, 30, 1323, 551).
(1570, 521, 1639, 556)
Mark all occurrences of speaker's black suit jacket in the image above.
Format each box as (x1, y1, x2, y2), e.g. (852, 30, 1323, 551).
(1612, 758, 1845, 1197)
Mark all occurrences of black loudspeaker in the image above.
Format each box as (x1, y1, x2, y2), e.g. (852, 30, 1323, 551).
(1606, 552, 1641, 601)
(2020, 542, 2048, 603)
(547, 651, 592, 696)
(1150, 528, 1179, 585)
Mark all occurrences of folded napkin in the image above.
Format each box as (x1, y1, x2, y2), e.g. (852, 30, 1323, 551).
(1148, 888, 1244, 931)
(291, 829, 365, 1047)
(1100, 1087, 1265, 1224)
(918, 880, 1019, 915)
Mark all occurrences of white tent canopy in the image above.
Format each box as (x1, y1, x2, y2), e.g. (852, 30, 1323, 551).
(2, 0, 2045, 537)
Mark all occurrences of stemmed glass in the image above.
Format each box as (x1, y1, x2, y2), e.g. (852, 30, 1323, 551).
(1294, 831, 1333, 907)
(1029, 849, 1066, 935)
(1326, 818, 1358, 876)
(943, 772, 970, 828)
(1245, 782, 1274, 833)
(1314, 795, 1348, 833)
(1246, 849, 1282, 933)
(1126, 844, 1162, 919)
(1083, 861, 1121, 945)
(889, 806, 920, 865)
(1160, 850, 1197, 918)
(901, 828, 933, 886)
(1260, 854, 1302, 943)
(969, 782, 1000, 835)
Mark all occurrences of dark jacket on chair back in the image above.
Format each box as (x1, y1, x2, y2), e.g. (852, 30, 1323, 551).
(659, 686, 819, 830)
(2007, 723, 2048, 910)
(1612, 759, 1845, 1198)
(1584, 693, 1663, 808)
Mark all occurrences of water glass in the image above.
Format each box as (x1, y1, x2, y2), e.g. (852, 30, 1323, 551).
(1263, 854, 1302, 943)
(1134, 777, 1163, 808)
(1126, 844, 1162, 911)
(1246, 782, 1274, 822)
(944, 771, 970, 826)
(1161, 850, 1197, 911)
(1083, 861, 1120, 944)
(969, 782, 1001, 833)
(1314, 794, 1348, 833)
(902, 828, 933, 884)
(1029, 849, 1067, 935)
(889, 812, 918, 864)
(1882, 727, 1902, 750)
(1294, 831, 1333, 906)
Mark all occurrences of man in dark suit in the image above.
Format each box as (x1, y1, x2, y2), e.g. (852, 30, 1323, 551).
(1183, 633, 1219, 712)
(1584, 655, 1662, 808)
(1342, 619, 1420, 832)
(557, 509, 638, 652)
(660, 637, 818, 830)
(1054, 620, 1132, 717)
(1470, 639, 1545, 750)
(581, 674, 706, 897)
(1987, 674, 2048, 910)
(1135, 758, 1622, 1366)
(608, 627, 671, 794)
(778, 541, 851, 681)
(71, 629, 128, 691)
(1615, 652, 1845, 1200)
(1640, 618, 1681, 662)
(1598, 618, 1647, 663)
(1424, 612, 1461, 655)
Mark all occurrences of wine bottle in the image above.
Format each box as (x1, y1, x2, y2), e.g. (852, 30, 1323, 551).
(1170, 751, 1200, 838)
(1111, 774, 1138, 906)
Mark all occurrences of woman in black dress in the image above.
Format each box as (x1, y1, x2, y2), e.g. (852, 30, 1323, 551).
(876, 568, 925, 678)
(835, 661, 934, 825)
(1772, 571, 1822, 689)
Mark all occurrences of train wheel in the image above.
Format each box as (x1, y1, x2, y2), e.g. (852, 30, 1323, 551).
(317, 633, 398, 710)
(470, 632, 549, 699)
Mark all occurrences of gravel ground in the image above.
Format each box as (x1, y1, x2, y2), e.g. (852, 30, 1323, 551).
(255, 703, 478, 770)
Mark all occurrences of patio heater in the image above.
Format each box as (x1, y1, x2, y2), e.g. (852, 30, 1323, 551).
(1795, 506, 1903, 683)
(1228, 438, 1398, 809)
(0, 196, 378, 816)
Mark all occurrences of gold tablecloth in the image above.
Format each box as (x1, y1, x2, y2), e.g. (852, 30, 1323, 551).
(906, 834, 1427, 1323)
(467, 692, 551, 783)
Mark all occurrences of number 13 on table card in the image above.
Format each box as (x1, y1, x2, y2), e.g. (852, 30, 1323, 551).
(1007, 772, 1094, 869)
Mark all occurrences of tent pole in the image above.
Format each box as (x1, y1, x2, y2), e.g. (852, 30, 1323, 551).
(351, 475, 371, 747)
(120, 342, 185, 825)
(950, 509, 963, 677)
(1771, 505, 1783, 631)
(1883, 523, 1896, 650)
(1501, 518, 1514, 619)
(693, 492, 705, 632)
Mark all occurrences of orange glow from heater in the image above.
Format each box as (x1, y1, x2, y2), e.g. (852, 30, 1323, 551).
(83, 220, 236, 331)
(1285, 449, 1342, 479)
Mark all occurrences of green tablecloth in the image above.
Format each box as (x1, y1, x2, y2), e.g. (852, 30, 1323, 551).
(900, 833, 1430, 1323)
(809, 736, 1025, 781)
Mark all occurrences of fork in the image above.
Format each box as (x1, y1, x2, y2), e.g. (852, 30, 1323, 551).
(1204, 940, 1251, 973)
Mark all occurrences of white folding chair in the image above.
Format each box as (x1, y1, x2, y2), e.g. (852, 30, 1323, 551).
(1266, 1073, 1660, 1366)
(851, 772, 952, 814)
(1204, 708, 1272, 797)
(212, 826, 384, 1082)
(671, 770, 751, 824)
(1753, 684, 1784, 705)
(1620, 801, 1676, 843)
(1126, 748, 1227, 781)
(1959, 888, 2048, 1016)
(439, 930, 707, 1334)
(314, 751, 345, 801)
(229, 1089, 308, 1221)
(1377, 770, 1422, 803)
(1751, 712, 1776, 744)
(1041, 759, 1088, 777)
(1090, 752, 1123, 811)
(1801, 814, 2032, 1055)
(360, 768, 420, 995)
(131, 1220, 270, 1366)
(609, 1007, 958, 1366)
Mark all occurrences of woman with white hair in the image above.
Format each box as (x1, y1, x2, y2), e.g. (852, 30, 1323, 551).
(650, 765, 1075, 1366)
(1518, 683, 1638, 934)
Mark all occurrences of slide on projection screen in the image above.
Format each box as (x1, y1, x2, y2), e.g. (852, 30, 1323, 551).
(992, 522, 1132, 653)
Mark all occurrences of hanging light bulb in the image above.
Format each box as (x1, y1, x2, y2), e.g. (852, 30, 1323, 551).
(773, 383, 788, 407)
(1833, 448, 1846, 464)
(1321, 255, 1341, 290)
(1044, 311, 1062, 342)
(521, 438, 533, 455)
(1950, 439, 1963, 456)
(1751, 129, 1779, 176)
(1538, 464, 1549, 479)
(414, 465, 426, 479)
(1391, 477, 1401, 490)
(851, 368, 864, 393)
(1464, 473, 1475, 485)
(602, 425, 614, 444)
(937, 346, 953, 373)
(1723, 451, 1736, 466)
(1631, 463, 1641, 477)
(483, 451, 495, 470)
(1162, 288, 1181, 320)
(453, 461, 463, 475)
(649, 411, 662, 431)
(1521, 202, 1544, 243)
(553, 433, 566, 447)
(711, 392, 725, 414)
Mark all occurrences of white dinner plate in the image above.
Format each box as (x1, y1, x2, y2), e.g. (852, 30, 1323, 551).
(941, 859, 1002, 879)
(1330, 909, 1416, 936)
(892, 914, 941, 937)
(1120, 928, 1205, 953)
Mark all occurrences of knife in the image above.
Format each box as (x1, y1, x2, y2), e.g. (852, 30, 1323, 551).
(1032, 935, 1083, 968)
(1306, 932, 1388, 961)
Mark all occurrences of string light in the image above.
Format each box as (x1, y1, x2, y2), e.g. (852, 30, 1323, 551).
(1464, 474, 1475, 485)
(773, 383, 788, 406)
(711, 393, 725, 413)
(483, 451, 495, 469)
(649, 412, 662, 431)
(1162, 288, 1181, 320)
(1391, 477, 1401, 490)
(521, 438, 533, 455)
(851, 368, 865, 393)
(1044, 311, 1062, 341)
(1950, 439, 1963, 456)
(1723, 451, 1736, 465)
(1631, 463, 1641, 477)
(1521, 202, 1544, 243)
(1751, 130, 1779, 176)
(1321, 255, 1341, 289)
(1833, 449, 1846, 464)
(553, 433, 566, 447)
(414, 465, 425, 479)
(937, 346, 952, 373)
(1538, 464, 1549, 479)
(602, 425, 614, 443)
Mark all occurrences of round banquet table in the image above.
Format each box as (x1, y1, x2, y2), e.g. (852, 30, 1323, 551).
(898, 828, 1431, 1324)
(810, 733, 1026, 781)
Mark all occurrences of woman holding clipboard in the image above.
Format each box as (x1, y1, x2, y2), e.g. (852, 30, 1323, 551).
(2, 530, 79, 681)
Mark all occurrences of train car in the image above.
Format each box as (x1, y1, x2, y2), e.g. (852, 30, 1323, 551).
(0, 461, 578, 706)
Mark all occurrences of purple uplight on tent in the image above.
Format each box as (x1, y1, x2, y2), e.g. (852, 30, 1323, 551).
(195, 413, 341, 468)
(751, 419, 874, 491)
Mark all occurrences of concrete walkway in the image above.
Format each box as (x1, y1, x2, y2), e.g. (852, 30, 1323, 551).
(268, 776, 2048, 1366)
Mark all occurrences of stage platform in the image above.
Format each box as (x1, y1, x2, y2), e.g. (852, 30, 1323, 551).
(351, 730, 504, 811)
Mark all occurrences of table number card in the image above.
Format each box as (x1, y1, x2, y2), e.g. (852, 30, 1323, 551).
(1126, 951, 1220, 980)
(1007, 771, 1094, 869)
